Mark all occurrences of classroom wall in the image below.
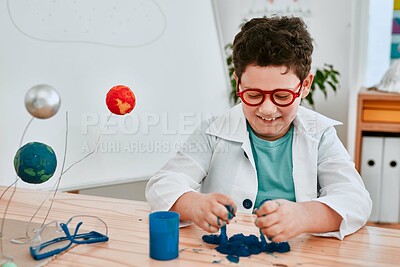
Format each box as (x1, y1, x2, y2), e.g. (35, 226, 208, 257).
(347, 0, 393, 159)
(0, 0, 230, 192)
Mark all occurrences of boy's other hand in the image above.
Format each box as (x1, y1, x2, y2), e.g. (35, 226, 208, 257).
(254, 199, 308, 242)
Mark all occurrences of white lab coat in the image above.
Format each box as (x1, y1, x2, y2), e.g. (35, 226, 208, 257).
(146, 104, 372, 240)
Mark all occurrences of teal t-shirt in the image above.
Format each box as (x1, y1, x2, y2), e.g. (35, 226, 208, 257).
(248, 123, 296, 209)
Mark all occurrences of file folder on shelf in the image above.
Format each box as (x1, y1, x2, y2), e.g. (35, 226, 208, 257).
(361, 136, 400, 223)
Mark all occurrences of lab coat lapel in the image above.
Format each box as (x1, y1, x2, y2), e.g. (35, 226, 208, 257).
(292, 107, 342, 201)
(292, 122, 319, 201)
(206, 104, 256, 169)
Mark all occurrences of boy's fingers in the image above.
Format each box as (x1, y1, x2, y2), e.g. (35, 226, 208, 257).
(224, 204, 236, 219)
(204, 212, 224, 230)
(216, 195, 236, 212)
(202, 221, 219, 233)
(257, 200, 280, 216)
(213, 194, 236, 220)
(209, 203, 230, 226)
(255, 213, 279, 228)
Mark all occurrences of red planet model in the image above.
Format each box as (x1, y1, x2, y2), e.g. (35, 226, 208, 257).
(106, 85, 136, 115)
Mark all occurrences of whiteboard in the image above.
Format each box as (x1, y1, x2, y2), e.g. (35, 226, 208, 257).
(0, 0, 230, 190)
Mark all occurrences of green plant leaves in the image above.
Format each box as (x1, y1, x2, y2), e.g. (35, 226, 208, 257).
(309, 63, 340, 106)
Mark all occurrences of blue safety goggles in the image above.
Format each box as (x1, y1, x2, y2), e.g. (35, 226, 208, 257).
(30, 215, 109, 260)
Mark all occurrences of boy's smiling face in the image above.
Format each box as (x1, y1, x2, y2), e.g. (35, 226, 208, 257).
(236, 65, 312, 141)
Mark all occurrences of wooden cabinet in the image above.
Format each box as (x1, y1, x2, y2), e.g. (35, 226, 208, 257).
(355, 88, 400, 222)
(355, 88, 400, 171)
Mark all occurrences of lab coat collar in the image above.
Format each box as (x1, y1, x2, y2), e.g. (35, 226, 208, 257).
(205, 104, 247, 143)
(205, 104, 254, 168)
(293, 106, 342, 140)
(205, 104, 342, 142)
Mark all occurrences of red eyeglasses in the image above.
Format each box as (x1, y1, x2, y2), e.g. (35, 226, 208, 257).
(236, 79, 303, 107)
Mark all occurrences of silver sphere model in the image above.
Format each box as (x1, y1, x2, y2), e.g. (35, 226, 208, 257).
(25, 84, 61, 119)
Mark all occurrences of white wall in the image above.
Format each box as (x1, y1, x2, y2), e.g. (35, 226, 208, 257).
(347, 0, 393, 159)
(0, 0, 230, 190)
(364, 0, 393, 87)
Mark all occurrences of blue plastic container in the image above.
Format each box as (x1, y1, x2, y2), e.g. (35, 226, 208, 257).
(149, 211, 180, 260)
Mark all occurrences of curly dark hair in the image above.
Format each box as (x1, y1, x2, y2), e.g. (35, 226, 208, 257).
(232, 16, 313, 81)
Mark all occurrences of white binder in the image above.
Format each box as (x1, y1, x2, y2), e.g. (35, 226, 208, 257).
(380, 137, 400, 223)
(361, 137, 383, 221)
(361, 136, 400, 223)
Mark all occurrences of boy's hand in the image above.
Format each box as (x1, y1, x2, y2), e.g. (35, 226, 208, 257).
(192, 192, 236, 233)
(174, 192, 236, 233)
(254, 199, 308, 242)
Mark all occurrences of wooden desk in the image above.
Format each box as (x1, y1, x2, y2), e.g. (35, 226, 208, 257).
(354, 88, 400, 171)
(1, 187, 399, 267)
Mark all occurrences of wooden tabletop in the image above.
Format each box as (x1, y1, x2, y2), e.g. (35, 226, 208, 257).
(1, 187, 399, 267)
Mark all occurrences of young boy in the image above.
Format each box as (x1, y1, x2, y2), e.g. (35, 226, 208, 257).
(146, 16, 372, 241)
